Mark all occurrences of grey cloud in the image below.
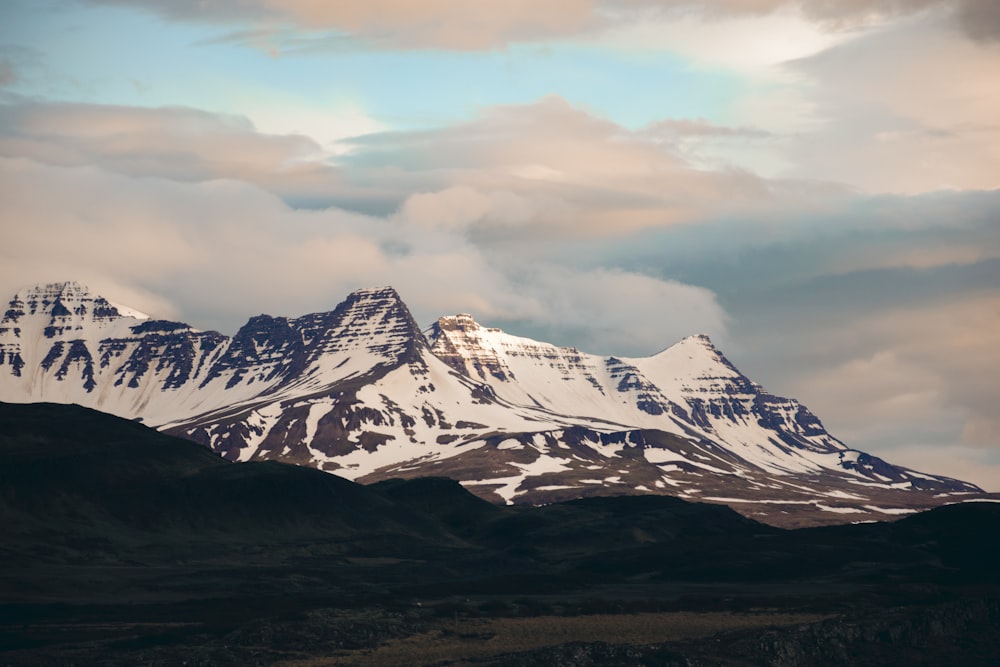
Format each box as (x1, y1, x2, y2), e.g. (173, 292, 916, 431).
(954, 0, 1000, 41)
(806, 0, 1000, 42)
(620, 1, 1000, 42)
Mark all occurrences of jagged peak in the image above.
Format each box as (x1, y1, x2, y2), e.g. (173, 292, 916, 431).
(672, 333, 716, 347)
(685, 333, 716, 345)
(340, 286, 421, 325)
(3, 282, 155, 327)
(51, 280, 86, 293)
(430, 314, 557, 351)
(305, 285, 429, 364)
(429, 313, 505, 346)
(633, 332, 748, 384)
(336, 286, 416, 322)
(434, 313, 481, 332)
(343, 286, 403, 302)
(643, 333, 717, 361)
(16, 280, 91, 300)
(6, 281, 113, 321)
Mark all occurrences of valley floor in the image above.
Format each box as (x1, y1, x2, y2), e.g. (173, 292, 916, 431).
(2, 403, 998, 665)
(3, 564, 999, 666)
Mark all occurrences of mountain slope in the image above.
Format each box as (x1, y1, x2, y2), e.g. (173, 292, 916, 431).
(0, 401, 466, 565)
(0, 281, 986, 527)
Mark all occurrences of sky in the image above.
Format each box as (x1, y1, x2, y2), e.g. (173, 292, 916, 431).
(1, 0, 998, 489)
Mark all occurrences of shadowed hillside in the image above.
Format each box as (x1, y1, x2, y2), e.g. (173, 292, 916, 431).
(1, 402, 998, 665)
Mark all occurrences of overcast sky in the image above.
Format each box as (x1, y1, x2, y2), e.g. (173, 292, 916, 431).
(1, 0, 998, 489)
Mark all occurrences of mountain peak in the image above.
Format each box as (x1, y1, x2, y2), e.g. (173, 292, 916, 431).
(2, 281, 137, 332)
(649, 333, 723, 360)
(428, 313, 517, 382)
(300, 285, 427, 367)
(672, 333, 721, 351)
(18, 280, 92, 303)
(336, 286, 416, 325)
(47, 280, 86, 294)
(635, 332, 747, 388)
(343, 286, 403, 302)
(685, 333, 715, 345)
(433, 313, 481, 334)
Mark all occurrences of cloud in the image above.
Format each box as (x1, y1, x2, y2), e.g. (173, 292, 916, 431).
(86, 0, 1000, 51)
(804, 0, 1000, 42)
(643, 118, 772, 139)
(341, 96, 847, 238)
(954, 0, 1000, 41)
(773, 11, 1000, 194)
(0, 99, 391, 210)
(89, 0, 598, 50)
(620, 1, 1000, 42)
(0, 96, 832, 236)
(0, 100, 336, 191)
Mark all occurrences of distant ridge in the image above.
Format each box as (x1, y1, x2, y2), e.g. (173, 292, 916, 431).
(0, 281, 986, 528)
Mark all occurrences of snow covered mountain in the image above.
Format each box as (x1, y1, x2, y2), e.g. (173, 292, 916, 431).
(0, 281, 985, 527)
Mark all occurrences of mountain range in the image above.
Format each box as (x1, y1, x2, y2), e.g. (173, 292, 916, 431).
(0, 280, 987, 527)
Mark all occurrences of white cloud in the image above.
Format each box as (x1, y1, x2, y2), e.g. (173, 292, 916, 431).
(590, 7, 854, 72)
(235, 99, 384, 154)
(778, 13, 1000, 193)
